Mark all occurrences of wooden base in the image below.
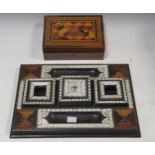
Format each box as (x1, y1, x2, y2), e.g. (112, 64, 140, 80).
(44, 51, 104, 60)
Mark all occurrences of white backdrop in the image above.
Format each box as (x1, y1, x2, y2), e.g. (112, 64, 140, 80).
(0, 13, 155, 141)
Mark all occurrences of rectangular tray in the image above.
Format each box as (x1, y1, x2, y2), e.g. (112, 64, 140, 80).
(10, 64, 140, 138)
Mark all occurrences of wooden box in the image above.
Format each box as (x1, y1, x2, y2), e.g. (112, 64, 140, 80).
(43, 15, 105, 60)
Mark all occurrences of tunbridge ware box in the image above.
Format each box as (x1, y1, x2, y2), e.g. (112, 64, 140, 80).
(43, 15, 105, 60)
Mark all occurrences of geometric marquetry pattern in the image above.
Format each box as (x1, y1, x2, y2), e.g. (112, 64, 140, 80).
(108, 65, 129, 79)
(113, 109, 137, 129)
(52, 21, 96, 41)
(13, 109, 37, 129)
(20, 65, 41, 80)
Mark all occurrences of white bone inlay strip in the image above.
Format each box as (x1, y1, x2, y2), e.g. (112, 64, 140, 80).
(125, 79, 134, 108)
(16, 81, 25, 109)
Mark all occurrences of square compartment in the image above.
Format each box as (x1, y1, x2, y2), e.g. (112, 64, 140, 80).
(94, 78, 128, 105)
(22, 79, 55, 105)
(58, 76, 92, 106)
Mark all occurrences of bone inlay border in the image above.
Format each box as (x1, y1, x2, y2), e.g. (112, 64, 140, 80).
(59, 76, 91, 102)
(41, 65, 109, 79)
(125, 79, 133, 108)
(16, 81, 25, 109)
(37, 109, 114, 128)
(94, 78, 128, 104)
(22, 79, 55, 105)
